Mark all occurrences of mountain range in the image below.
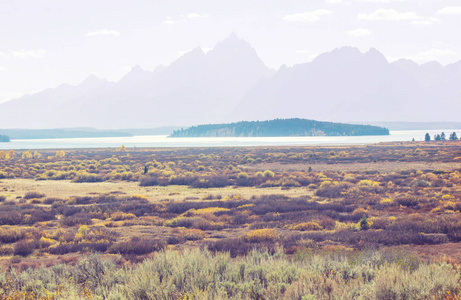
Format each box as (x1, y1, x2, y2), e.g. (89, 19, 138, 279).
(0, 33, 459, 129)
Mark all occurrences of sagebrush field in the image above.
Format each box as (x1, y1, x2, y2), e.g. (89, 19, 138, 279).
(0, 141, 461, 299)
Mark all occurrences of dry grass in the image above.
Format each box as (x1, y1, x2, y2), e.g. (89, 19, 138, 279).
(246, 161, 461, 173)
(0, 178, 313, 202)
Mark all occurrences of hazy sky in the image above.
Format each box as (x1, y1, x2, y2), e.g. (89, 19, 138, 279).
(0, 0, 460, 103)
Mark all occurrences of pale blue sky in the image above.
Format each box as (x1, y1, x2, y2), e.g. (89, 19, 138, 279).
(0, 0, 460, 103)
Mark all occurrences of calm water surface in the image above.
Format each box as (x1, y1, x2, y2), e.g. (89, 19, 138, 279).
(0, 129, 458, 150)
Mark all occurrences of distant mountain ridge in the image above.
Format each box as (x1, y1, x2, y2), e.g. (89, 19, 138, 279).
(0, 129, 132, 140)
(169, 118, 389, 137)
(0, 34, 460, 129)
(366, 122, 461, 131)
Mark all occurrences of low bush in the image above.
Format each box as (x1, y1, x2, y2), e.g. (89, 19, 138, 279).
(48, 241, 111, 255)
(24, 191, 46, 199)
(111, 211, 136, 221)
(206, 238, 255, 257)
(60, 213, 93, 227)
(0, 227, 27, 243)
(14, 240, 37, 256)
(0, 244, 14, 256)
(179, 229, 208, 241)
(243, 229, 278, 243)
(107, 237, 165, 255)
(190, 176, 229, 188)
(72, 172, 104, 183)
(288, 222, 323, 231)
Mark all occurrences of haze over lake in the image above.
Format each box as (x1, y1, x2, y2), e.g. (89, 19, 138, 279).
(0, 129, 456, 150)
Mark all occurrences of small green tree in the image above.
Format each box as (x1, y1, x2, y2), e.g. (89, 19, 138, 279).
(441, 132, 446, 141)
(449, 132, 458, 141)
(360, 215, 370, 230)
(424, 133, 431, 142)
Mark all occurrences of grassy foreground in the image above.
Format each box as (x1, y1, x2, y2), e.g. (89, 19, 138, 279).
(0, 248, 460, 300)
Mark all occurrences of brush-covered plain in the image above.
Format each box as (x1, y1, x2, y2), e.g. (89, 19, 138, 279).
(0, 141, 461, 299)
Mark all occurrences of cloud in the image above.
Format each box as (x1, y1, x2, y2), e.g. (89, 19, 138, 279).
(162, 17, 181, 25)
(326, 0, 342, 3)
(347, 28, 371, 36)
(358, 9, 439, 25)
(408, 48, 457, 62)
(283, 9, 333, 22)
(437, 6, 461, 15)
(0, 66, 5, 71)
(0, 51, 8, 58)
(411, 18, 440, 26)
(11, 49, 46, 59)
(85, 29, 120, 37)
(186, 13, 209, 19)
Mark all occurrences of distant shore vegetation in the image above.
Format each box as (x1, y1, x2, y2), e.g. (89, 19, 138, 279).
(0, 134, 10, 142)
(170, 118, 390, 137)
(425, 131, 458, 142)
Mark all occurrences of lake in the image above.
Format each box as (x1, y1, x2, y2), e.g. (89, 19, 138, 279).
(0, 129, 458, 150)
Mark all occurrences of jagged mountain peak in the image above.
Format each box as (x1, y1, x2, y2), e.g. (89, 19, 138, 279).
(130, 65, 145, 73)
(118, 65, 153, 86)
(77, 74, 108, 90)
(168, 47, 205, 67)
(80, 74, 100, 85)
(219, 32, 247, 46)
(210, 33, 256, 56)
(365, 48, 388, 62)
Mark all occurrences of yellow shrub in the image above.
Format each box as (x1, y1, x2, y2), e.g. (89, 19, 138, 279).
(431, 207, 443, 214)
(243, 229, 278, 242)
(335, 221, 359, 231)
(289, 222, 323, 231)
(352, 207, 368, 215)
(78, 225, 89, 235)
(187, 207, 230, 216)
(320, 180, 332, 188)
(39, 236, 57, 248)
(443, 201, 456, 210)
(111, 211, 136, 221)
(237, 204, 254, 209)
(358, 180, 379, 187)
(179, 229, 208, 241)
(380, 198, 392, 204)
(130, 194, 149, 200)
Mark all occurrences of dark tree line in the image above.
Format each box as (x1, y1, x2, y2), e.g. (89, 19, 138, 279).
(0, 134, 10, 143)
(425, 132, 458, 142)
(170, 118, 390, 138)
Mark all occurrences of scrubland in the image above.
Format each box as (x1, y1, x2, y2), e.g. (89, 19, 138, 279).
(0, 141, 460, 299)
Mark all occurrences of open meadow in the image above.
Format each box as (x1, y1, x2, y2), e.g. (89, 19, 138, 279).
(0, 141, 461, 299)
